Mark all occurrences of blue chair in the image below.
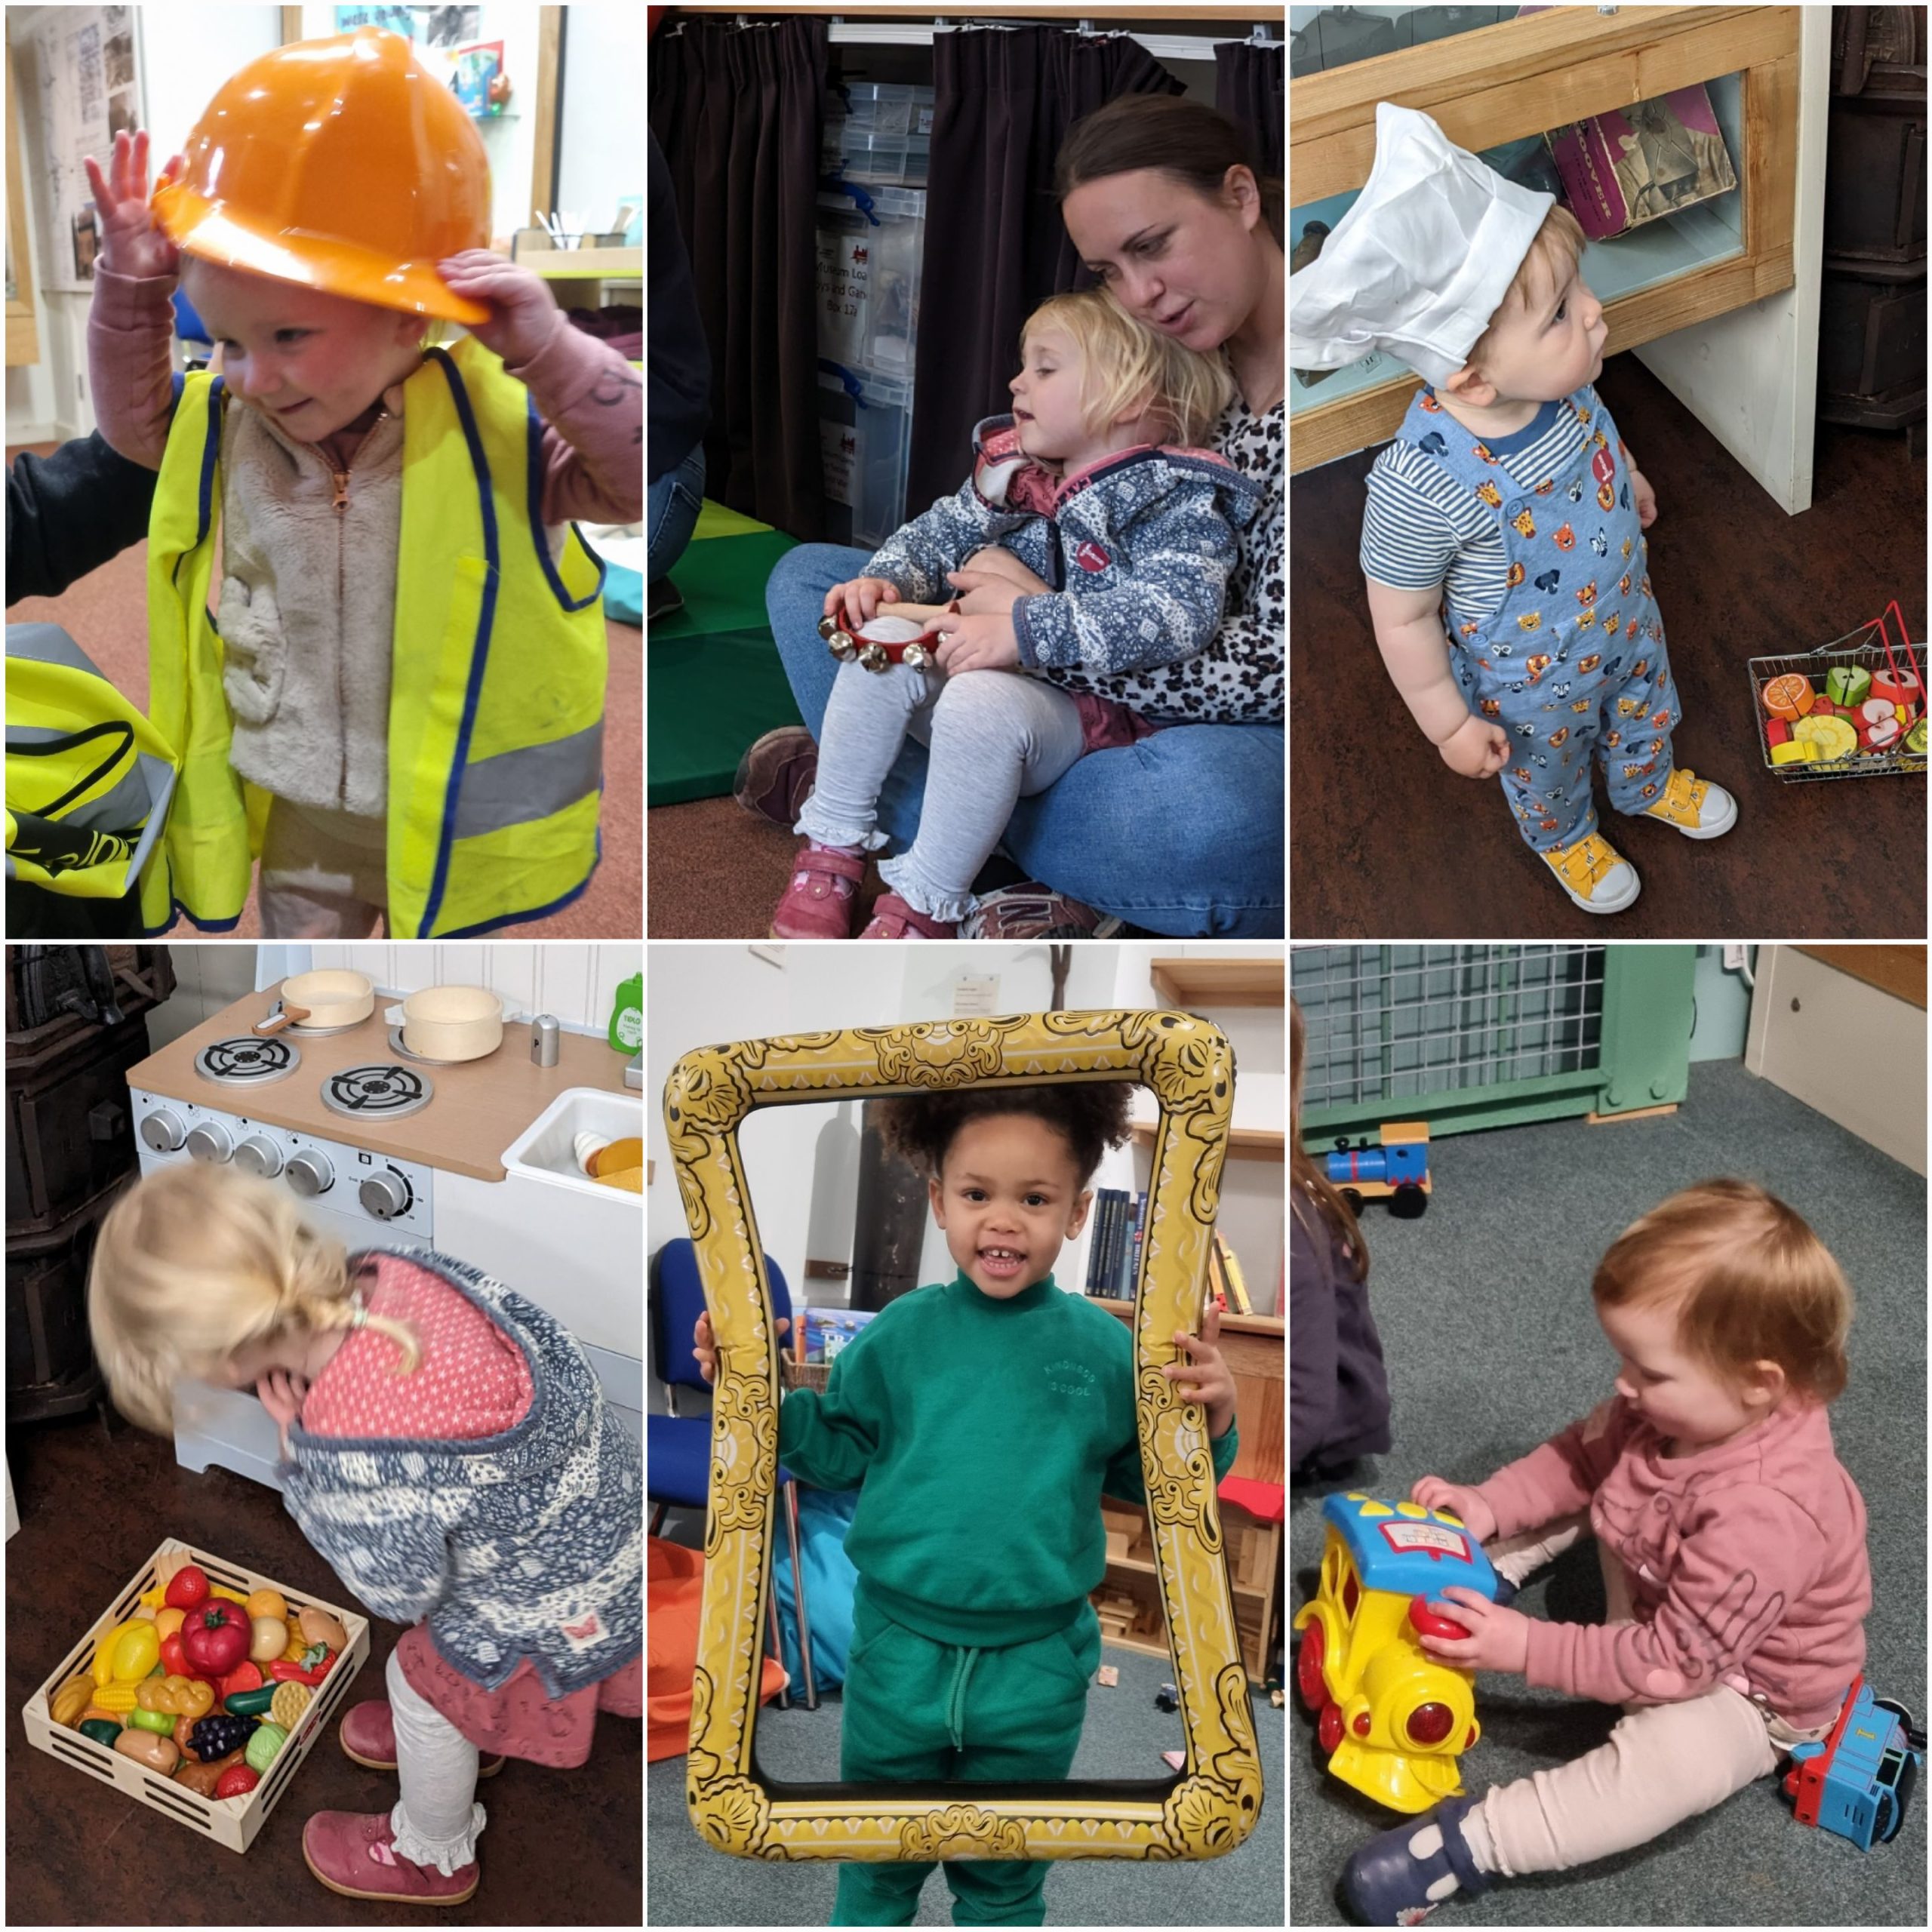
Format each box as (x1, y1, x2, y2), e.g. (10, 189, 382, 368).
(649, 1237, 819, 1709)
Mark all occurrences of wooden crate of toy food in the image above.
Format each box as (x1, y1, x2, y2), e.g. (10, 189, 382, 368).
(19, 1539, 370, 1855)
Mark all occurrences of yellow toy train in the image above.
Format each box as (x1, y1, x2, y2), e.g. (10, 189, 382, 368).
(1294, 1493, 1500, 1812)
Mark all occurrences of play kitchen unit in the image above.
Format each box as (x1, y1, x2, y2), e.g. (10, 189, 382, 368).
(126, 974, 643, 1491)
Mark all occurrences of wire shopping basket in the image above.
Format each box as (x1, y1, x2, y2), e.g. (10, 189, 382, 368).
(1748, 600, 1925, 781)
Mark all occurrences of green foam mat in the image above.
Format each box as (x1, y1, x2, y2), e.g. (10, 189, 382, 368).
(649, 522, 804, 806)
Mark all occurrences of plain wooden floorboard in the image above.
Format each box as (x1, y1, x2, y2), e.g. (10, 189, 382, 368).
(1289, 357, 1927, 938)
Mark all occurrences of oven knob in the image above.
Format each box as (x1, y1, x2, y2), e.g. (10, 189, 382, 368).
(233, 1135, 285, 1180)
(287, 1149, 334, 1197)
(359, 1169, 413, 1220)
(185, 1121, 233, 1164)
(140, 1109, 186, 1154)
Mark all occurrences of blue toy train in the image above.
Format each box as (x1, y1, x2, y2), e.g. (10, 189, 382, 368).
(1782, 1675, 1924, 1850)
(1324, 1123, 1431, 1220)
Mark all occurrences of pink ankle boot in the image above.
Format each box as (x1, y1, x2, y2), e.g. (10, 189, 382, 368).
(860, 891, 958, 938)
(771, 844, 867, 938)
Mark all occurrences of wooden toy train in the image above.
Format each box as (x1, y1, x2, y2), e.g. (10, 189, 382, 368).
(1324, 1123, 1431, 1218)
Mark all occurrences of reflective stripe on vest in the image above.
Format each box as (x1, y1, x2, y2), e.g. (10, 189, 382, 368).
(149, 339, 608, 937)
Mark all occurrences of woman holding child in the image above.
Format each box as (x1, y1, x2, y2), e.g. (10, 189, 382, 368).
(742, 94, 1284, 939)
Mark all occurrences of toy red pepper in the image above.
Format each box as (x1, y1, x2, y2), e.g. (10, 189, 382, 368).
(269, 1644, 337, 1688)
(181, 1601, 251, 1677)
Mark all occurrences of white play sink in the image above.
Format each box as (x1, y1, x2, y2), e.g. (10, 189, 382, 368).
(503, 1087, 644, 1196)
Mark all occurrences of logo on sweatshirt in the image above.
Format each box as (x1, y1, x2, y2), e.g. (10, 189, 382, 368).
(1045, 1359, 1097, 1399)
(561, 1607, 607, 1651)
(1073, 540, 1111, 574)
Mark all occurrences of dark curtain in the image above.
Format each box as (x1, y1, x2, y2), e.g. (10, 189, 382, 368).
(907, 29, 1183, 521)
(648, 16, 829, 539)
(1215, 39, 1285, 193)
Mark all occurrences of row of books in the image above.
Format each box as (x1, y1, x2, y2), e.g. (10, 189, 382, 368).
(1081, 1193, 1254, 1315)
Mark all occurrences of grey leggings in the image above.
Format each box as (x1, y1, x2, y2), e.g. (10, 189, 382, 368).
(794, 662, 1085, 921)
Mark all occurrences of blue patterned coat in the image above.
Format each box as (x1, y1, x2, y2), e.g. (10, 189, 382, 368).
(863, 414, 1263, 718)
(278, 1248, 641, 1700)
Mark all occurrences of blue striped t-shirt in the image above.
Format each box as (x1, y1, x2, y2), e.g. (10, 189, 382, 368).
(1359, 391, 1599, 617)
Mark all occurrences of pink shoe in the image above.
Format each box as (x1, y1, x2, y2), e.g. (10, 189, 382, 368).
(860, 891, 958, 938)
(340, 1699, 505, 1778)
(771, 843, 866, 938)
(302, 1808, 478, 1906)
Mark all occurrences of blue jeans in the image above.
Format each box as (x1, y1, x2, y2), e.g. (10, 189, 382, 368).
(764, 544, 1284, 936)
(647, 445, 706, 584)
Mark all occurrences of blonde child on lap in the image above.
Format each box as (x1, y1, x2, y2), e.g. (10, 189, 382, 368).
(773, 288, 1263, 939)
(1341, 1180, 1869, 1923)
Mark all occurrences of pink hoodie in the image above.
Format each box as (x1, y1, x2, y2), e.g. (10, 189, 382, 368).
(1475, 1393, 1870, 1728)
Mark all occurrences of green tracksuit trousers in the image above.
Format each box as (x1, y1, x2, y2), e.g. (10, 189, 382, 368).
(832, 1581, 1102, 1926)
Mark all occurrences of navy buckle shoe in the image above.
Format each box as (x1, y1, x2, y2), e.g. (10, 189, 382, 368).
(1343, 1792, 1494, 1926)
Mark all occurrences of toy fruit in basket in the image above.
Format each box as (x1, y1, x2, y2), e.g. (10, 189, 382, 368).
(1793, 715, 1858, 762)
(1909, 719, 1928, 756)
(1762, 672, 1815, 720)
(182, 1600, 253, 1675)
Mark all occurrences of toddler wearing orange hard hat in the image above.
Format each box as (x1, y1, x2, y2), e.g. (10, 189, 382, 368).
(84, 27, 641, 940)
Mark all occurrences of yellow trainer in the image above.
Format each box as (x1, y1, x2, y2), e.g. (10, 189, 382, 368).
(1539, 832, 1640, 914)
(1641, 767, 1737, 838)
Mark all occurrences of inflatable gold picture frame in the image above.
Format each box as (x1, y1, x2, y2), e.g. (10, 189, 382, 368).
(664, 1009, 1263, 1865)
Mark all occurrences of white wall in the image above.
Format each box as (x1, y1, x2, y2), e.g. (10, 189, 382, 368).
(648, 944, 1289, 1412)
(555, 2, 643, 236)
(306, 942, 640, 1034)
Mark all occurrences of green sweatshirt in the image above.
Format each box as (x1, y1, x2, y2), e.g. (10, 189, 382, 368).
(778, 1270, 1240, 1647)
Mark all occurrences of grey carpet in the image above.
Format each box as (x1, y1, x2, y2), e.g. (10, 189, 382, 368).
(1290, 1057, 1926, 1925)
(648, 1510, 1284, 1924)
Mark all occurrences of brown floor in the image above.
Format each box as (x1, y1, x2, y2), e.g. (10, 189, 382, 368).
(1289, 360, 1928, 937)
(649, 793, 903, 938)
(6, 1405, 640, 1921)
(8, 441, 641, 939)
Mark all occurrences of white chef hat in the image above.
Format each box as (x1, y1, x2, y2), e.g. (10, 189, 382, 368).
(1289, 103, 1555, 387)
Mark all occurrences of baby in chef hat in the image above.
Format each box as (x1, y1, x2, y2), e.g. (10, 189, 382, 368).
(1291, 103, 1736, 916)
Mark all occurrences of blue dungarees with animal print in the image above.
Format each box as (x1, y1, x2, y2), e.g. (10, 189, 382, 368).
(1401, 385, 1678, 853)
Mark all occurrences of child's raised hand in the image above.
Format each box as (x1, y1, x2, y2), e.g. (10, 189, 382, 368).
(693, 1309, 789, 1385)
(1438, 713, 1510, 781)
(83, 130, 185, 281)
(824, 577, 903, 634)
(436, 250, 562, 366)
(1409, 1475, 1497, 1543)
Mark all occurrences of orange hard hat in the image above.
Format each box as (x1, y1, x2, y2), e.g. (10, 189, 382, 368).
(152, 28, 491, 324)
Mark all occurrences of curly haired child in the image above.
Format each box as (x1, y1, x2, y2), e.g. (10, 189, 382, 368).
(88, 1163, 641, 1906)
(774, 288, 1264, 938)
(694, 1081, 1241, 1923)
(1341, 1179, 1870, 1924)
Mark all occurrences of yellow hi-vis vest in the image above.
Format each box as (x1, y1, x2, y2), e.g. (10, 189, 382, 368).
(5, 622, 178, 928)
(146, 338, 608, 937)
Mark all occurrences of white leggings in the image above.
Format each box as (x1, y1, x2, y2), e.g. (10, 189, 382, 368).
(387, 1645, 488, 1875)
(795, 661, 1085, 921)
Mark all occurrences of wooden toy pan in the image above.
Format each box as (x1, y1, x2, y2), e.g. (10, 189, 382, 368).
(665, 1011, 1263, 1866)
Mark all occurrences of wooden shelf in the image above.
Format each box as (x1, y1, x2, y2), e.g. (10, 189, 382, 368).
(1095, 1501, 1281, 1684)
(1288, 5, 1800, 472)
(1131, 1120, 1283, 1160)
(1148, 957, 1284, 1009)
(1792, 946, 1927, 1011)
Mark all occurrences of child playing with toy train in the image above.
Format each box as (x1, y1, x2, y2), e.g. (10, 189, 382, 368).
(1291, 105, 1737, 917)
(694, 1082, 1239, 1924)
(1341, 1179, 1871, 1924)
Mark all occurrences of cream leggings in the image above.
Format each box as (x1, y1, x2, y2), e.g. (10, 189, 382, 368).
(1473, 1515, 1832, 1875)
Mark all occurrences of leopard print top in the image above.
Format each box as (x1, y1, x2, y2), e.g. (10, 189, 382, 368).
(1042, 389, 1284, 725)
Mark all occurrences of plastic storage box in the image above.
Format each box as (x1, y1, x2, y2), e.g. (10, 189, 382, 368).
(832, 79, 935, 137)
(20, 1539, 370, 1854)
(817, 362, 916, 551)
(816, 186, 928, 380)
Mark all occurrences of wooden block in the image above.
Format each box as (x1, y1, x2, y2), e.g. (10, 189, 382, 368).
(1106, 1531, 1130, 1562)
